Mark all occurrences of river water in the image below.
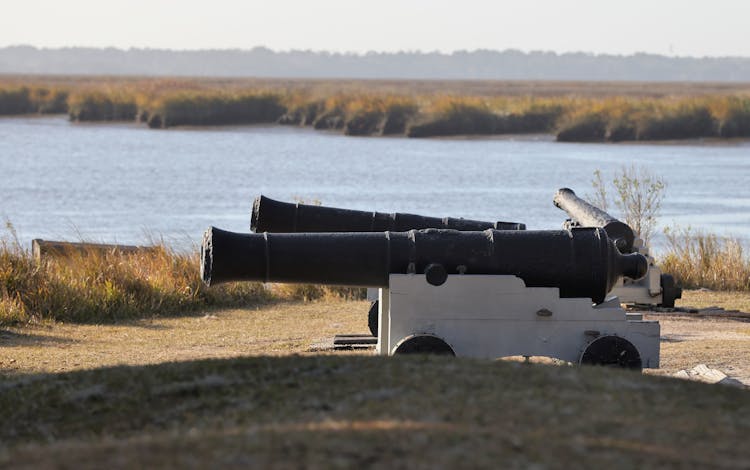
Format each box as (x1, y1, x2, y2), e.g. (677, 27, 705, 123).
(1, 116, 749, 252)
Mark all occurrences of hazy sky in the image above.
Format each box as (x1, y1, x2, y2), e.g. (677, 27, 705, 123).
(2, 0, 749, 57)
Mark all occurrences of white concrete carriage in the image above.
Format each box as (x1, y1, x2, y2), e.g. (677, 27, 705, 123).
(376, 274, 660, 368)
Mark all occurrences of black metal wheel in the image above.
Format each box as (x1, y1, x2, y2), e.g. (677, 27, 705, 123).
(393, 334, 455, 356)
(580, 335, 642, 370)
(367, 300, 379, 337)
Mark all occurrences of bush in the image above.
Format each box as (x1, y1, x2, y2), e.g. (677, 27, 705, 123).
(588, 166, 666, 246)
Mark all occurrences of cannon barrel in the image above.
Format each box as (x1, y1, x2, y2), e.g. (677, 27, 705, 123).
(251, 195, 526, 233)
(202, 226, 647, 304)
(553, 188, 635, 253)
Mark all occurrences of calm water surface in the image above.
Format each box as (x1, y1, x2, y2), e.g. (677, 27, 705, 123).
(1, 116, 749, 251)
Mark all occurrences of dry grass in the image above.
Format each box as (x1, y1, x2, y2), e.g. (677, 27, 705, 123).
(0, 300, 369, 375)
(0, 85, 68, 114)
(3, 76, 750, 141)
(0, 226, 364, 327)
(679, 289, 750, 312)
(0, 231, 269, 326)
(67, 88, 138, 121)
(658, 227, 750, 291)
(1, 300, 750, 468)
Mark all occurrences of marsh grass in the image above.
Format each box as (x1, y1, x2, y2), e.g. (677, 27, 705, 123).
(555, 97, 750, 142)
(0, 230, 270, 326)
(659, 227, 750, 291)
(0, 86, 69, 115)
(146, 91, 286, 128)
(0, 222, 366, 326)
(4, 77, 750, 141)
(68, 89, 138, 122)
(0, 86, 32, 114)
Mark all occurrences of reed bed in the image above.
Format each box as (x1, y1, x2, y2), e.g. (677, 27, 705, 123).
(0, 232, 364, 326)
(658, 227, 750, 291)
(68, 89, 138, 121)
(145, 90, 286, 128)
(0, 236, 271, 326)
(0, 86, 69, 115)
(2, 77, 750, 141)
(556, 96, 750, 142)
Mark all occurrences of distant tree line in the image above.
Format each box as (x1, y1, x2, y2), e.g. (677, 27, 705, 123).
(2, 45, 750, 81)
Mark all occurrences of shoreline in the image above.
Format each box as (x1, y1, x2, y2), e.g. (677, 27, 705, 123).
(3, 113, 750, 145)
(2, 77, 750, 143)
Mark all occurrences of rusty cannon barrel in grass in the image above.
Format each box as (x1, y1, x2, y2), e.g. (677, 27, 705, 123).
(201, 226, 647, 305)
(553, 188, 635, 253)
(251, 195, 526, 233)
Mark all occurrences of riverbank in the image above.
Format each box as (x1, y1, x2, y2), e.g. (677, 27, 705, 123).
(2, 76, 749, 143)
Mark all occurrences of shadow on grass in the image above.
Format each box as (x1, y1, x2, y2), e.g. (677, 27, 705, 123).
(2, 354, 750, 468)
(0, 329, 74, 346)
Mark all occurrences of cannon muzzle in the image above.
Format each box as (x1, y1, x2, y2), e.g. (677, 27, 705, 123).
(251, 195, 526, 233)
(202, 226, 647, 304)
(553, 188, 635, 253)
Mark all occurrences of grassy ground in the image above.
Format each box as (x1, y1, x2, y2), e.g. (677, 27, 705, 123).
(0, 301, 367, 375)
(2, 293, 750, 468)
(679, 289, 750, 312)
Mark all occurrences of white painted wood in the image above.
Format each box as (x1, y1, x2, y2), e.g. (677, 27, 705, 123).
(376, 274, 660, 368)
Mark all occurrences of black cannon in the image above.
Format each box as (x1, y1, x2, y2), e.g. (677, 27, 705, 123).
(553, 187, 681, 308)
(553, 188, 635, 253)
(202, 226, 647, 305)
(251, 195, 526, 233)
